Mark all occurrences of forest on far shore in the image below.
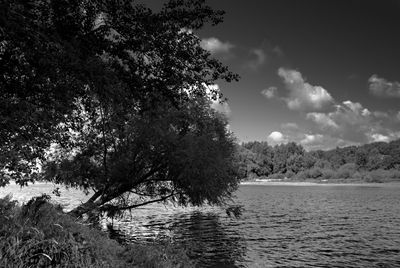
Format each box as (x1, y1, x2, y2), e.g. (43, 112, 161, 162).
(236, 139, 400, 183)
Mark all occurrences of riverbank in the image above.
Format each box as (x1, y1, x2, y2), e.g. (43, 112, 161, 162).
(241, 179, 400, 187)
(0, 194, 193, 267)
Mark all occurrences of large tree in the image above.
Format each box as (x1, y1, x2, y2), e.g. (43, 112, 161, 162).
(1, 0, 240, 217)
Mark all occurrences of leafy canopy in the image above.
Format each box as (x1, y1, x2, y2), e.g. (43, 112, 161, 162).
(0, 0, 240, 215)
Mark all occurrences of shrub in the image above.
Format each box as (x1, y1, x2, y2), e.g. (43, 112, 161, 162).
(365, 169, 400, 182)
(0, 195, 194, 268)
(320, 169, 335, 180)
(285, 170, 295, 178)
(266, 173, 285, 180)
(335, 163, 357, 179)
(292, 171, 308, 181)
(308, 168, 323, 179)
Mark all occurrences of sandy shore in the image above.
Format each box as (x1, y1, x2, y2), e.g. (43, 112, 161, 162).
(240, 180, 400, 187)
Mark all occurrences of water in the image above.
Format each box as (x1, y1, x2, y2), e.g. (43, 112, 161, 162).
(2, 183, 400, 267)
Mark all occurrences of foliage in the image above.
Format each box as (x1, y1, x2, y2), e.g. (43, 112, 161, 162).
(1, 0, 240, 216)
(0, 195, 194, 267)
(237, 138, 400, 182)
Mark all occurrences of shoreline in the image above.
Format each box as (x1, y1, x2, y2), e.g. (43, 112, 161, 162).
(240, 180, 400, 187)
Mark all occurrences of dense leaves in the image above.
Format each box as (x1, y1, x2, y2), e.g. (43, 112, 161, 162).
(238, 139, 400, 182)
(1, 0, 240, 216)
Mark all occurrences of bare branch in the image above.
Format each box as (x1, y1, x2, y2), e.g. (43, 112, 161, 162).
(116, 192, 175, 211)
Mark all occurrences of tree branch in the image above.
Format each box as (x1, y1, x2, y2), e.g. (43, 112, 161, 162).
(115, 192, 175, 211)
(87, 190, 102, 203)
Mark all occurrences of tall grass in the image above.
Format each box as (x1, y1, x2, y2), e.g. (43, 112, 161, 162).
(0, 194, 193, 268)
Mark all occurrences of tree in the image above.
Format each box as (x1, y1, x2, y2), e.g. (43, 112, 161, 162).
(355, 149, 368, 170)
(45, 94, 239, 217)
(1, 0, 240, 217)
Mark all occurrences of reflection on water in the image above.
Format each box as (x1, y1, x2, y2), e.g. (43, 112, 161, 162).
(2, 183, 400, 267)
(105, 210, 247, 267)
(105, 184, 400, 267)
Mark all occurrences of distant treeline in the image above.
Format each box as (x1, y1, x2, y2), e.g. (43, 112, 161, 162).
(236, 139, 400, 182)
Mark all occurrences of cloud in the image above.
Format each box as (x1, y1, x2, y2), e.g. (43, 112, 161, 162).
(272, 46, 284, 57)
(369, 133, 390, 143)
(206, 84, 231, 116)
(211, 101, 231, 116)
(373, 111, 389, 118)
(305, 100, 400, 144)
(367, 132, 400, 143)
(261, 86, 277, 99)
(281, 122, 299, 130)
(247, 48, 267, 69)
(277, 68, 334, 112)
(299, 134, 360, 151)
(272, 126, 361, 151)
(200, 37, 234, 55)
(368, 74, 400, 98)
(300, 134, 324, 145)
(309, 101, 372, 142)
(267, 131, 286, 144)
(306, 113, 339, 129)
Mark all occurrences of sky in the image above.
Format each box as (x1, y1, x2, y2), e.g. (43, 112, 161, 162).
(143, 0, 400, 150)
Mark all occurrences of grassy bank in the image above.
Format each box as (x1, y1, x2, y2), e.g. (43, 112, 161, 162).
(0, 195, 193, 268)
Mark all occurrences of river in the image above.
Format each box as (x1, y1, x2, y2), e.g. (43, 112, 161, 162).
(1, 182, 400, 267)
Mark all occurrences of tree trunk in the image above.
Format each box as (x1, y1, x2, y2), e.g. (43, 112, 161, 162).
(67, 190, 104, 218)
(68, 199, 101, 219)
(67, 187, 123, 218)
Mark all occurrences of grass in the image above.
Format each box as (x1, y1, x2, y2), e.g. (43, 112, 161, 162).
(0, 194, 194, 268)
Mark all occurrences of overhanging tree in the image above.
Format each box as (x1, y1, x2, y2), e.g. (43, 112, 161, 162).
(1, 0, 240, 217)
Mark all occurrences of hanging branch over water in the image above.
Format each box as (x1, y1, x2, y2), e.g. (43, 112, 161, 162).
(1, 0, 241, 218)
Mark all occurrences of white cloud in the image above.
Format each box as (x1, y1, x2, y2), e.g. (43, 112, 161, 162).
(300, 134, 324, 145)
(310, 101, 372, 142)
(278, 128, 361, 151)
(368, 74, 400, 98)
(306, 112, 339, 129)
(300, 135, 360, 151)
(277, 68, 334, 112)
(200, 37, 234, 55)
(261, 86, 277, 99)
(361, 108, 371, 117)
(206, 84, 231, 116)
(211, 101, 231, 116)
(369, 133, 390, 143)
(267, 131, 286, 144)
(342, 100, 363, 113)
(305, 100, 400, 145)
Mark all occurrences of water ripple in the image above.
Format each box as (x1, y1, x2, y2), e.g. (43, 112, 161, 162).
(2, 182, 400, 267)
(107, 184, 400, 267)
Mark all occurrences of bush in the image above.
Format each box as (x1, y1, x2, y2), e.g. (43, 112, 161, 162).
(335, 163, 357, 179)
(308, 168, 323, 179)
(320, 169, 335, 180)
(285, 170, 295, 178)
(266, 173, 285, 180)
(0, 195, 194, 268)
(363, 169, 400, 182)
(292, 171, 308, 181)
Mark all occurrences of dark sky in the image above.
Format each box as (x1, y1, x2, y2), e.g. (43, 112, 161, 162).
(144, 0, 400, 150)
